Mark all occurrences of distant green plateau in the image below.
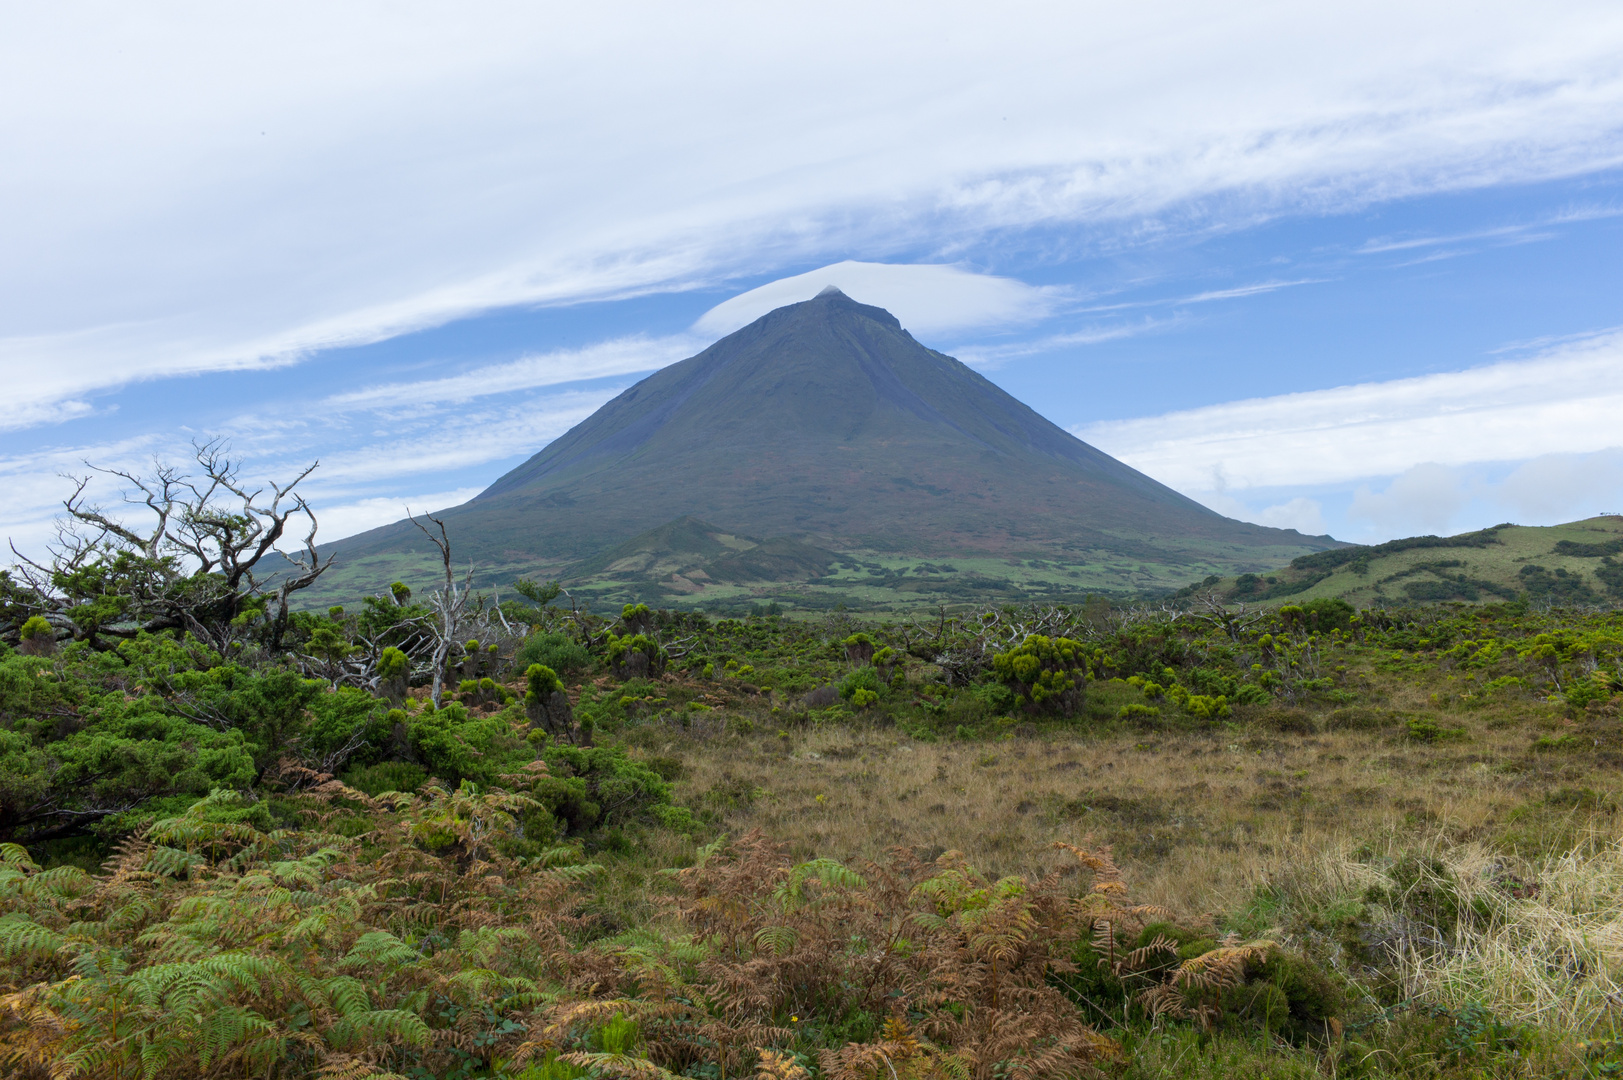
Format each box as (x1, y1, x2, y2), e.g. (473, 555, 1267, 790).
(306, 514, 1338, 614)
(1180, 516, 1623, 609)
(312, 287, 1347, 611)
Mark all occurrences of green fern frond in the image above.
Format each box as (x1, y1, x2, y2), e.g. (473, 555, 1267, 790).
(0, 914, 72, 963)
(0, 842, 39, 872)
(323, 975, 374, 1017)
(532, 844, 589, 867)
(145, 845, 207, 879)
(752, 925, 798, 956)
(338, 1007, 432, 1049)
(340, 930, 421, 972)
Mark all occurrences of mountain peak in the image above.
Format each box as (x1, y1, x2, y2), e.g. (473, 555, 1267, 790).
(332, 291, 1341, 577)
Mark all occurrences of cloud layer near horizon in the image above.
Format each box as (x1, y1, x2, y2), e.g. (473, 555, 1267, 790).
(6, 3, 1623, 421)
(1077, 330, 1623, 493)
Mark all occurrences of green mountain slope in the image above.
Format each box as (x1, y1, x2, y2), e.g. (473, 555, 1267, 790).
(1180, 516, 1623, 608)
(318, 287, 1342, 606)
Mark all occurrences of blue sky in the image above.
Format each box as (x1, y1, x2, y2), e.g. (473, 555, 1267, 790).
(5, 3, 1623, 555)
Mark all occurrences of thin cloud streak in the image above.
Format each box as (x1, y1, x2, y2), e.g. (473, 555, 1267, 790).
(1074, 277, 1325, 315)
(1183, 279, 1326, 303)
(954, 316, 1182, 368)
(1358, 204, 1623, 254)
(325, 335, 698, 410)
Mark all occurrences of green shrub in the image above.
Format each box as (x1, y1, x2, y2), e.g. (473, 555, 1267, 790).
(1406, 716, 1465, 742)
(377, 645, 409, 704)
(837, 665, 882, 700)
(1233, 684, 1271, 706)
(842, 633, 876, 664)
(1177, 692, 1231, 721)
(1563, 672, 1615, 711)
(525, 663, 577, 740)
(406, 703, 516, 786)
(17, 615, 56, 657)
(605, 633, 664, 680)
(516, 631, 592, 676)
(990, 635, 1087, 716)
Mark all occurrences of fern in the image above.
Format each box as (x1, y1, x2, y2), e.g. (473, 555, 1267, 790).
(0, 842, 40, 872)
(0, 914, 72, 964)
(340, 929, 422, 972)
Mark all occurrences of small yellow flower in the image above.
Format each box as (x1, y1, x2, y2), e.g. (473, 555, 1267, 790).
(791, 1016, 799, 1022)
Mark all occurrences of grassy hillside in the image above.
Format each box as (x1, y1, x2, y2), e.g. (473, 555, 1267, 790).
(297, 514, 1335, 613)
(1180, 515, 1623, 609)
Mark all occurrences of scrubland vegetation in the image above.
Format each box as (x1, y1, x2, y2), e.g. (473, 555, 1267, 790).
(7, 453, 1623, 1078)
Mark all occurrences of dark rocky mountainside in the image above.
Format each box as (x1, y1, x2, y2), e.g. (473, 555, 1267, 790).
(328, 288, 1337, 591)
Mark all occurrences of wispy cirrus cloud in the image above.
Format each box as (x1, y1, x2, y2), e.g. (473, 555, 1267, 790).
(1181, 279, 1327, 303)
(304, 390, 616, 488)
(6, 4, 1623, 424)
(953, 316, 1183, 368)
(325, 335, 697, 411)
(1358, 204, 1623, 254)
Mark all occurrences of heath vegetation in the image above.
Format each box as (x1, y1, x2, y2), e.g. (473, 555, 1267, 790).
(5, 453, 1623, 1078)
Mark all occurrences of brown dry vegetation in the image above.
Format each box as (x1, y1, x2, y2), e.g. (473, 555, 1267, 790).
(649, 696, 1616, 913)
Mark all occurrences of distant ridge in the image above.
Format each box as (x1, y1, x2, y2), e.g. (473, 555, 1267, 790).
(327, 288, 1341, 597)
(1183, 517, 1623, 608)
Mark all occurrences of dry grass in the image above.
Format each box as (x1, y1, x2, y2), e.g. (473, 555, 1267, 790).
(1258, 826, 1623, 1036)
(614, 655, 1623, 1054)
(650, 708, 1609, 915)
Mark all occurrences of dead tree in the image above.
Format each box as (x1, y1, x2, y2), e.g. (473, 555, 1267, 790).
(407, 511, 521, 707)
(5, 440, 329, 651)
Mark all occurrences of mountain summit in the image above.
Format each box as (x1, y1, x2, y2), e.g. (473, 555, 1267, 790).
(330, 289, 1337, 595)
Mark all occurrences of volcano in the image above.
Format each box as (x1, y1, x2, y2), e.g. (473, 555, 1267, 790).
(328, 288, 1337, 597)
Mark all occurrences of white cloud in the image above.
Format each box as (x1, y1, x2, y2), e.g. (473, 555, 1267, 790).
(693, 262, 1063, 338)
(954, 317, 1181, 368)
(314, 487, 486, 543)
(1078, 330, 1623, 491)
(1183, 279, 1326, 303)
(1497, 450, 1623, 521)
(0, 399, 97, 432)
(1358, 204, 1623, 254)
(1348, 464, 1473, 536)
(1195, 491, 1329, 536)
(5, 3, 1623, 421)
(1333, 451, 1623, 538)
(1359, 224, 1540, 255)
(307, 390, 615, 486)
(1251, 497, 1329, 536)
(326, 335, 697, 410)
(0, 387, 619, 563)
